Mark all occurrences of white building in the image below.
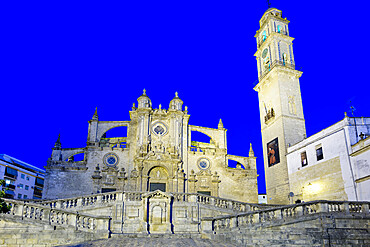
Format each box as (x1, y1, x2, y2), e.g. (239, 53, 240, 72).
(286, 116, 370, 202)
(0, 154, 45, 199)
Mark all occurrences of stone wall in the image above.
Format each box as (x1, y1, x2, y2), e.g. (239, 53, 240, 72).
(202, 200, 370, 246)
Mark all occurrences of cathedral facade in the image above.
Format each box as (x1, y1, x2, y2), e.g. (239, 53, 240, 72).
(43, 91, 258, 202)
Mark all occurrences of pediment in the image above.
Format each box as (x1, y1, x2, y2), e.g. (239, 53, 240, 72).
(143, 190, 173, 199)
(196, 169, 213, 176)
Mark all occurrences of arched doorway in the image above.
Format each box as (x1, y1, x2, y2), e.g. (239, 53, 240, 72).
(148, 167, 169, 192)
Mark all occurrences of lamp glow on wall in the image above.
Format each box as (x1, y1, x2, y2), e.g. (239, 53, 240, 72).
(306, 182, 321, 194)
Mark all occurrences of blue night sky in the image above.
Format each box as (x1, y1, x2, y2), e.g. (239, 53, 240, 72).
(1, 1, 368, 194)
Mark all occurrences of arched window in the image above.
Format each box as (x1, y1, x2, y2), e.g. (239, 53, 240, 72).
(262, 31, 267, 41)
(277, 25, 282, 33)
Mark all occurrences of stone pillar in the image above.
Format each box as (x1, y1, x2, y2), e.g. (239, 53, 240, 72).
(318, 202, 328, 213)
(296, 205, 304, 216)
(201, 219, 214, 233)
(361, 203, 369, 215)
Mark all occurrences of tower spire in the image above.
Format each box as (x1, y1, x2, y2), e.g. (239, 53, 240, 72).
(249, 143, 255, 157)
(92, 107, 99, 121)
(218, 119, 224, 129)
(54, 134, 61, 149)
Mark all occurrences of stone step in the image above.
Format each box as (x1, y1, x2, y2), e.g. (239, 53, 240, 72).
(60, 236, 239, 247)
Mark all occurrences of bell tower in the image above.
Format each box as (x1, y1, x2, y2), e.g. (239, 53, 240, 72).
(254, 8, 306, 204)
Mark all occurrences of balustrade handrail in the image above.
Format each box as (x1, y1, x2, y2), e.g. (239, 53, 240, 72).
(202, 200, 370, 222)
(2, 198, 111, 233)
(30, 190, 280, 212)
(3, 198, 111, 219)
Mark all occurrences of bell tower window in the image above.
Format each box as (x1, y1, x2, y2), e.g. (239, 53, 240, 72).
(262, 31, 267, 41)
(277, 25, 282, 33)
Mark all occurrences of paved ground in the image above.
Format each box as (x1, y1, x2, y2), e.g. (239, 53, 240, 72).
(62, 237, 237, 247)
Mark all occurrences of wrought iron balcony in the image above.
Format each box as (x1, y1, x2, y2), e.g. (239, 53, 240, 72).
(258, 60, 295, 81)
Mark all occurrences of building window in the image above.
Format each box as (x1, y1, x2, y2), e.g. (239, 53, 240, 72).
(18, 194, 22, 199)
(301, 151, 308, 167)
(5, 167, 18, 178)
(18, 183, 23, 189)
(23, 195, 27, 199)
(25, 185, 29, 190)
(26, 176, 30, 181)
(316, 147, 324, 161)
(277, 25, 282, 33)
(21, 174, 25, 179)
(35, 178, 44, 187)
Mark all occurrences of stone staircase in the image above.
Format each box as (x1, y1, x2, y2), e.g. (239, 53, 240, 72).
(61, 234, 238, 247)
(203, 200, 370, 246)
(1, 192, 370, 246)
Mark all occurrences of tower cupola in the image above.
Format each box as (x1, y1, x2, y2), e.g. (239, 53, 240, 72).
(169, 92, 183, 111)
(137, 89, 152, 109)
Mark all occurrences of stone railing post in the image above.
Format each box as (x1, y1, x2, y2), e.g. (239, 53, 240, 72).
(42, 208, 51, 223)
(55, 201, 62, 209)
(245, 204, 251, 212)
(95, 217, 110, 232)
(362, 203, 369, 215)
(96, 194, 103, 204)
(274, 209, 283, 220)
(76, 198, 83, 208)
(189, 194, 198, 203)
(296, 205, 304, 216)
(15, 202, 24, 217)
(343, 202, 349, 213)
(201, 219, 214, 233)
(117, 192, 124, 201)
(69, 213, 78, 230)
(209, 197, 215, 206)
(253, 213, 260, 224)
(317, 202, 328, 213)
(231, 216, 238, 229)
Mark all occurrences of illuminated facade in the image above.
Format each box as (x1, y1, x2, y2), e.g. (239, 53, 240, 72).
(43, 91, 258, 202)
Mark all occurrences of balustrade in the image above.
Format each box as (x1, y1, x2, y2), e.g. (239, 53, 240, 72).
(206, 201, 370, 235)
(2, 199, 110, 233)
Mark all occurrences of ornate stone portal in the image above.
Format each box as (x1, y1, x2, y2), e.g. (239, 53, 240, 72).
(143, 190, 173, 233)
(43, 90, 258, 203)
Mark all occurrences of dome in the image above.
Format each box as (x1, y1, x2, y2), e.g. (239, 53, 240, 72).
(137, 89, 152, 109)
(169, 92, 183, 111)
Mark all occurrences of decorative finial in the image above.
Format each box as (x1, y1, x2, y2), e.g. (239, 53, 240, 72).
(218, 119, 224, 129)
(92, 107, 99, 120)
(267, 0, 271, 8)
(143, 89, 146, 95)
(175, 92, 178, 97)
(54, 134, 62, 149)
(159, 104, 162, 109)
(249, 143, 255, 157)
